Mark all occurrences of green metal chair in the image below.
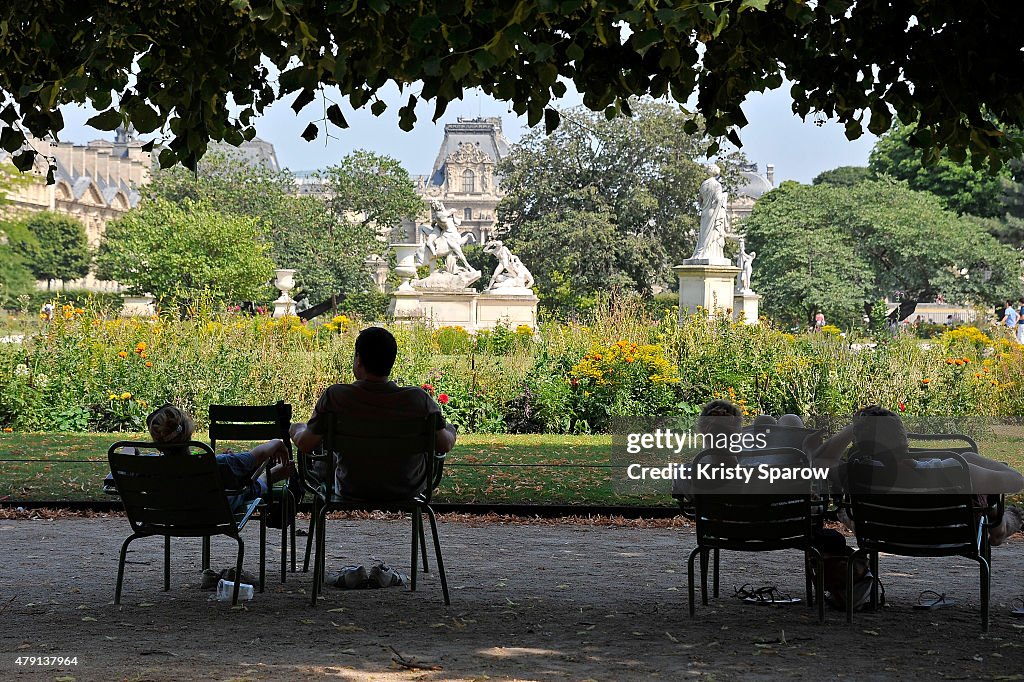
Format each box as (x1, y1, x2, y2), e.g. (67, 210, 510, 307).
(300, 413, 450, 606)
(686, 447, 826, 623)
(209, 401, 302, 584)
(108, 440, 264, 606)
(845, 450, 993, 631)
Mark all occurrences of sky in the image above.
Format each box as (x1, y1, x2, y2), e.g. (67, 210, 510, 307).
(56, 82, 878, 185)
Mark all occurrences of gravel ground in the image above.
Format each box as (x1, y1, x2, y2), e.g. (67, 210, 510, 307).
(1, 513, 1023, 681)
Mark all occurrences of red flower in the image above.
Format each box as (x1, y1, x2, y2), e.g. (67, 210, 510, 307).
(438, 393, 450, 405)
(898, 402, 906, 412)
(421, 383, 434, 394)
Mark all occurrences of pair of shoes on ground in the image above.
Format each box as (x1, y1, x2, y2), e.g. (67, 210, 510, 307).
(329, 562, 407, 589)
(200, 567, 259, 590)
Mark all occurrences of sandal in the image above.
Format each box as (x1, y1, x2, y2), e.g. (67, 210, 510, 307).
(734, 584, 800, 605)
(914, 589, 955, 610)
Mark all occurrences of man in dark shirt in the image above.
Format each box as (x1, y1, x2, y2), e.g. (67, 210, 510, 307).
(290, 326, 457, 500)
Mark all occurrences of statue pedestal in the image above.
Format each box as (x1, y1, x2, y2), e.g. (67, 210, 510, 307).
(389, 289, 539, 331)
(476, 291, 539, 330)
(675, 264, 741, 319)
(121, 294, 155, 317)
(389, 289, 478, 329)
(733, 291, 762, 325)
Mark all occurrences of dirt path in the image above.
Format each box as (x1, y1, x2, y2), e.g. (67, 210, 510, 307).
(1, 514, 1023, 681)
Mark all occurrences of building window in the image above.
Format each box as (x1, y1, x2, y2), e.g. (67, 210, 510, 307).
(464, 207, 472, 221)
(462, 169, 475, 193)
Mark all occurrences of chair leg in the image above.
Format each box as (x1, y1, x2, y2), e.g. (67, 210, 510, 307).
(280, 493, 289, 584)
(115, 534, 141, 605)
(419, 511, 430, 573)
(290, 496, 297, 573)
(311, 504, 329, 606)
(201, 536, 210, 571)
(978, 555, 991, 632)
(232, 537, 244, 606)
(410, 510, 419, 593)
(303, 498, 318, 573)
(259, 509, 266, 593)
(424, 505, 450, 605)
(699, 549, 710, 605)
(712, 548, 720, 598)
(806, 547, 825, 623)
(163, 536, 171, 591)
(687, 546, 700, 617)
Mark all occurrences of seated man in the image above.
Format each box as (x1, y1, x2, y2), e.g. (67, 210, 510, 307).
(290, 326, 457, 501)
(106, 404, 294, 515)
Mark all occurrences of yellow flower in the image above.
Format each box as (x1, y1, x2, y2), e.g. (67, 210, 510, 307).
(117, 351, 128, 358)
(109, 393, 118, 400)
(145, 361, 153, 368)
(120, 392, 132, 401)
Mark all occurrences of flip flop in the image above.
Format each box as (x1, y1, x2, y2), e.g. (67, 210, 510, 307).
(914, 590, 955, 610)
(1011, 597, 1024, 617)
(738, 585, 801, 605)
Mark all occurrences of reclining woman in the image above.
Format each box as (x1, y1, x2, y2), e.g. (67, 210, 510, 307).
(105, 404, 295, 515)
(144, 404, 295, 514)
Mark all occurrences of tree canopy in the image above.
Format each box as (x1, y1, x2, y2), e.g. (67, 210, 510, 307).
(0, 1, 1022, 176)
(96, 198, 275, 304)
(144, 152, 382, 303)
(321, 150, 424, 237)
(8, 212, 91, 288)
(495, 101, 744, 312)
(742, 180, 1021, 327)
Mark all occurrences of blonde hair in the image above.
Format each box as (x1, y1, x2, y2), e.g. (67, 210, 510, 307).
(147, 405, 196, 445)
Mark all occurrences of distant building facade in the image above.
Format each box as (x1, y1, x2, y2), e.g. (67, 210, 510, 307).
(410, 116, 511, 244)
(727, 162, 775, 225)
(1, 128, 279, 291)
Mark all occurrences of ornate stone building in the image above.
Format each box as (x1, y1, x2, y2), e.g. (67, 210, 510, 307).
(411, 116, 510, 243)
(727, 162, 775, 224)
(1, 128, 279, 290)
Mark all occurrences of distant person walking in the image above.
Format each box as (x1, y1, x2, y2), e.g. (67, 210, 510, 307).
(1017, 298, 1024, 344)
(813, 311, 825, 332)
(1000, 300, 1019, 340)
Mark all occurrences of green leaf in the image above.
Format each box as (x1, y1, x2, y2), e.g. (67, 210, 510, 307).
(370, 100, 387, 117)
(739, 0, 769, 11)
(301, 122, 319, 141)
(291, 89, 316, 113)
(326, 104, 348, 128)
(544, 107, 560, 134)
(0, 126, 24, 153)
(11, 150, 34, 171)
(86, 108, 124, 131)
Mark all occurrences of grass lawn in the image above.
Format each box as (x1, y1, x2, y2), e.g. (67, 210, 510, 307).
(2, 430, 1021, 507)
(0, 431, 668, 507)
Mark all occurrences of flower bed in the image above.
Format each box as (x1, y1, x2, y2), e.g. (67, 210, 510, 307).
(2, 300, 1022, 433)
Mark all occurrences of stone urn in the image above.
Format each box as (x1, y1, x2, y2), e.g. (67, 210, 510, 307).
(391, 244, 420, 292)
(273, 268, 297, 318)
(121, 294, 156, 317)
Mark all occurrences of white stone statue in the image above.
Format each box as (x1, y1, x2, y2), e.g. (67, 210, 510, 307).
(736, 239, 756, 293)
(483, 240, 535, 292)
(690, 164, 731, 264)
(412, 199, 481, 289)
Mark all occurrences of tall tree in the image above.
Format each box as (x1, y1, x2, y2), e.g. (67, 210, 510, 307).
(0, 2, 1022, 173)
(496, 101, 745, 312)
(145, 152, 380, 303)
(743, 180, 1020, 326)
(0, 220, 36, 305)
(322, 150, 423, 238)
(96, 198, 275, 304)
(812, 166, 871, 188)
(9, 212, 91, 289)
